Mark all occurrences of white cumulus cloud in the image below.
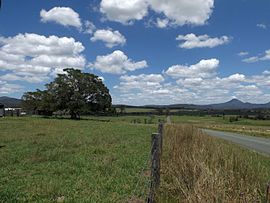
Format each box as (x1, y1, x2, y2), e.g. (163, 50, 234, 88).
(100, 0, 215, 27)
(100, 0, 149, 24)
(148, 0, 214, 26)
(165, 58, 219, 78)
(115, 74, 164, 91)
(0, 33, 86, 84)
(90, 50, 148, 74)
(176, 33, 230, 49)
(91, 29, 126, 48)
(40, 7, 82, 29)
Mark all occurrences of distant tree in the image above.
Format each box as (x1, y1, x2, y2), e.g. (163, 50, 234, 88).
(120, 105, 126, 114)
(156, 108, 163, 115)
(165, 108, 170, 116)
(22, 68, 112, 119)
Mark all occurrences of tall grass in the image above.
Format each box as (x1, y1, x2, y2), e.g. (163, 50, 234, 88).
(157, 124, 270, 202)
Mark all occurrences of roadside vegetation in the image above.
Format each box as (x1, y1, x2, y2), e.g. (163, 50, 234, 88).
(171, 115, 270, 138)
(157, 124, 270, 202)
(0, 117, 155, 202)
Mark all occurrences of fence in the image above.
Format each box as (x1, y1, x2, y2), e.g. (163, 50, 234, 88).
(267, 183, 270, 203)
(147, 123, 163, 203)
(131, 121, 270, 203)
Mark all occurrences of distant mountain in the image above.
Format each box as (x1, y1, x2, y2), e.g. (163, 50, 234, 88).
(143, 99, 270, 110)
(1, 97, 269, 110)
(208, 99, 270, 109)
(0, 96, 22, 108)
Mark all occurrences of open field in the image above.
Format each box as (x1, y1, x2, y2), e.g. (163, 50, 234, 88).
(1, 115, 269, 202)
(157, 124, 270, 202)
(0, 117, 155, 202)
(84, 115, 270, 137)
(84, 115, 166, 124)
(116, 107, 156, 113)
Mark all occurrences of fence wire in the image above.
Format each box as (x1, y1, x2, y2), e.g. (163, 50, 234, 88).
(129, 138, 155, 201)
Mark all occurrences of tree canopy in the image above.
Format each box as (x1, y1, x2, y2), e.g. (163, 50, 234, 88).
(22, 69, 112, 119)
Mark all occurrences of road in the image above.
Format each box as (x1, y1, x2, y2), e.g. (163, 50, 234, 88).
(202, 129, 270, 156)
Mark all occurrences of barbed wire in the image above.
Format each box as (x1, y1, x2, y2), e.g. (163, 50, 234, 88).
(129, 139, 155, 201)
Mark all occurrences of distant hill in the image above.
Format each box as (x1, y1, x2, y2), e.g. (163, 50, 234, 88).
(1, 97, 269, 110)
(0, 96, 22, 108)
(206, 99, 270, 110)
(142, 99, 270, 110)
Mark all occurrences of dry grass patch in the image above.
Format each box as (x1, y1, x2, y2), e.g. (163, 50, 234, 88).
(157, 124, 270, 202)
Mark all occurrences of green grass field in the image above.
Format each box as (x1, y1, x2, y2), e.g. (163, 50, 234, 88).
(0, 117, 155, 202)
(86, 114, 270, 137)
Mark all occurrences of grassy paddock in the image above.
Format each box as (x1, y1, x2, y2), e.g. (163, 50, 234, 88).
(83, 115, 166, 124)
(157, 124, 270, 202)
(0, 117, 155, 202)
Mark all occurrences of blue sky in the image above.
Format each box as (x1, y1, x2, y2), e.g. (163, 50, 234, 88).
(0, 0, 269, 105)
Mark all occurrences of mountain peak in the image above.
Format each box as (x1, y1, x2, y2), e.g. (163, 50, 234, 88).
(227, 98, 243, 103)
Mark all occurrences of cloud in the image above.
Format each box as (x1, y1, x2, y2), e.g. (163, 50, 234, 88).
(242, 56, 259, 63)
(100, 0, 214, 27)
(250, 71, 270, 88)
(113, 59, 270, 105)
(40, 7, 82, 29)
(156, 18, 170, 28)
(176, 33, 230, 49)
(238, 51, 249, 57)
(90, 50, 148, 74)
(84, 20, 96, 34)
(113, 70, 270, 105)
(100, 0, 149, 24)
(0, 80, 23, 94)
(115, 74, 164, 91)
(91, 29, 126, 48)
(223, 73, 246, 83)
(0, 33, 86, 84)
(242, 49, 270, 63)
(165, 58, 219, 78)
(0, 73, 49, 83)
(257, 23, 267, 29)
(263, 70, 270, 75)
(148, 0, 214, 26)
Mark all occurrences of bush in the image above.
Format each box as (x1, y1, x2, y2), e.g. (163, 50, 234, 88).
(229, 116, 239, 122)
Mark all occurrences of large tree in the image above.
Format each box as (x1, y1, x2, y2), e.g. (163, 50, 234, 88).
(22, 69, 112, 119)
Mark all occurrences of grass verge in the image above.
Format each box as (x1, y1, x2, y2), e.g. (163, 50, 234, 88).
(157, 124, 270, 202)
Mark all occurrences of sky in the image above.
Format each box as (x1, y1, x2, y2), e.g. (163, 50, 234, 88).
(0, 0, 270, 105)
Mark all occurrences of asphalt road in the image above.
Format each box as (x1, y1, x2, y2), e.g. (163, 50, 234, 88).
(202, 129, 270, 156)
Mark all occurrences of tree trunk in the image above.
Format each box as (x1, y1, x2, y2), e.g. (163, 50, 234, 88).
(70, 112, 79, 120)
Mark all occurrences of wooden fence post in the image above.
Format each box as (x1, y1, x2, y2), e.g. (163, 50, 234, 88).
(158, 123, 163, 155)
(267, 183, 270, 203)
(148, 133, 161, 203)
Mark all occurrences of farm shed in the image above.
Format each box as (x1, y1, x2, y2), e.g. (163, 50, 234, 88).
(0, 103, 4, 117)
